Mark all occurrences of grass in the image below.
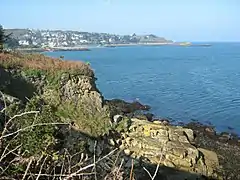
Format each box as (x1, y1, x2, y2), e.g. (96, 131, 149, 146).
(0, 52, 94, 77)
(56, 101, 112, 137)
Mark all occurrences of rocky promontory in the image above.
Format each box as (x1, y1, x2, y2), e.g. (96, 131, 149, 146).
(0, 52, 238, 179)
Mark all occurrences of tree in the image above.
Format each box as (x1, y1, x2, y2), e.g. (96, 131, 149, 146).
(5, 37, 19, 49)
(0, 25, 15, 52)
(0, 25, 4, 51)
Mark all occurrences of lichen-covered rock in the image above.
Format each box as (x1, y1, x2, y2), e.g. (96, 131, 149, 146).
(59, 74, 104, 113)
(118, 118, 221, 179)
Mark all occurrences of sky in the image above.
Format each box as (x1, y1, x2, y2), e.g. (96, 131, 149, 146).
(0, 0, 240, 41)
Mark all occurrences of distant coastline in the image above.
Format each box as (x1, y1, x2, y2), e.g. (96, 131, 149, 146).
(16, 42, 212, 53)
(4, 28, 212, 53)
(104, 42, 212, 47)
(16, 46, 91, 53)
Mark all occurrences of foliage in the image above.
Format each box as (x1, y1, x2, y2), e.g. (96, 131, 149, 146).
(3, 96, 60, 156)
(0, 52, 94, 77)
(4, 37, 19, 49)
(56, 101, 112, 137)
(22, 68, 45, 77)
(0, 25, 17, 51)
(0, 93, 127, 179)
(0, 25, 4, 51)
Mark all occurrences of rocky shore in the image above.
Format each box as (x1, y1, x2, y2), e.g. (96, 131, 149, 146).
(0, 52, 238, 179)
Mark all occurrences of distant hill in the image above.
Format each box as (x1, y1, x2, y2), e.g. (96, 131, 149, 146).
(4, 28, 173, 48)
(5, 29, 32, 39)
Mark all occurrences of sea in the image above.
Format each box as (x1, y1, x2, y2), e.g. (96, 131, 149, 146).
(44, 43, 240, 134)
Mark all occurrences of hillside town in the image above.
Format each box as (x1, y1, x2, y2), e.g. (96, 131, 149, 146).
(5, 29, 173, 48)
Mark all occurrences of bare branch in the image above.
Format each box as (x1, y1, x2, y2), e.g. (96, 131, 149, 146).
(97, 148, 118, 163)
(0, 143, 10, 161)
(36, 156, 48, 180)
(25, 172, 96, 177)
(143, 167, 153, 179)
(66, 148, 118, 178)
(93, 141, 98, 180)
(130, 159, 134, 180)
(22, 157, 33, 180)
(0, 144, 22, 162)
(0, 91, 7, 123)
(1, 111, 39, 138)
(1, 122, 69, 139)
(60, 149, 67, 177)
(143, 147, 164, 180)
(117, 158, 124, 176)
(0, 157, 19, 176)
(152, 160, 161, 180)
(0, 91, 7, 111)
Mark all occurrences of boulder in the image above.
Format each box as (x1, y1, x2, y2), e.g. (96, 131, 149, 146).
(118, 118, 221, 179)
(105, 99, 150, 116)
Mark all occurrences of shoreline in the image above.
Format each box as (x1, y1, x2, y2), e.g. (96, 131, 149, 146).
(16, 46, 91, 53)
(16, 42, 212, 53)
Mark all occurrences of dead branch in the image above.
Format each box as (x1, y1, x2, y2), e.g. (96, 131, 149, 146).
(93, 141, 97, 180)
(1, 111, 39, 138)
(1, 122, 69, 139)
(25, 172, 96, 177)
(0, 144, 22, 162)
(36, 155, 48, 180)
(130, 159, 134, 180)
(143, 147, 164, 180)
(22, 157, 33, 180)
(66, 148, 118, 179)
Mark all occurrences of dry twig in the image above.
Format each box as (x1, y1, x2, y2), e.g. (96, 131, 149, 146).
(143, 147, 164, 180)
(36, 156, 48, 180)
(1, 122, 69, 139)
(22, 157, 33, 180)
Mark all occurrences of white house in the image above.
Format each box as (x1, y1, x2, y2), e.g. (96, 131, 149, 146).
(19, 40, 29, 46)
(79, 40, 88, 43)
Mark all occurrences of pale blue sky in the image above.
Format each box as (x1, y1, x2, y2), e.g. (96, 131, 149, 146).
(1, 0, 239, 41)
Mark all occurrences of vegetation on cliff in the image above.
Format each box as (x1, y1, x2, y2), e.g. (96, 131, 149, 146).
(0, 52, 233, 179)
(0, 52, 93, 76)
(0, 52, 116, 179)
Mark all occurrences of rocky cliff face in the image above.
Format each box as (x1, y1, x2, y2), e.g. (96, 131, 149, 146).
(21, 69, 104, 113)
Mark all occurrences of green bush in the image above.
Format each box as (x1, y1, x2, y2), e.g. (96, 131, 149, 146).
(5, 97, 61, 156)
(56, 101, 112, 137)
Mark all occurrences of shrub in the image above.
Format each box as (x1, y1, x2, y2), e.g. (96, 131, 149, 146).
(2, 96, 60, 156)
(0, 53, 94, 77)
(56, 101, 112, 137)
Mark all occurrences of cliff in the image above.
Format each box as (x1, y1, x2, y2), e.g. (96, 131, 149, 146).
(0, 52, 222, 179)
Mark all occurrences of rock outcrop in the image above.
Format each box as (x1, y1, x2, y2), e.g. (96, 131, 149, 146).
(59, 74, 104, 113)
(117, 118, 221, 179)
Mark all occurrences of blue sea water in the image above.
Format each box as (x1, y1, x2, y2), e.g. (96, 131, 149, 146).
(45, 43, 240, 133)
